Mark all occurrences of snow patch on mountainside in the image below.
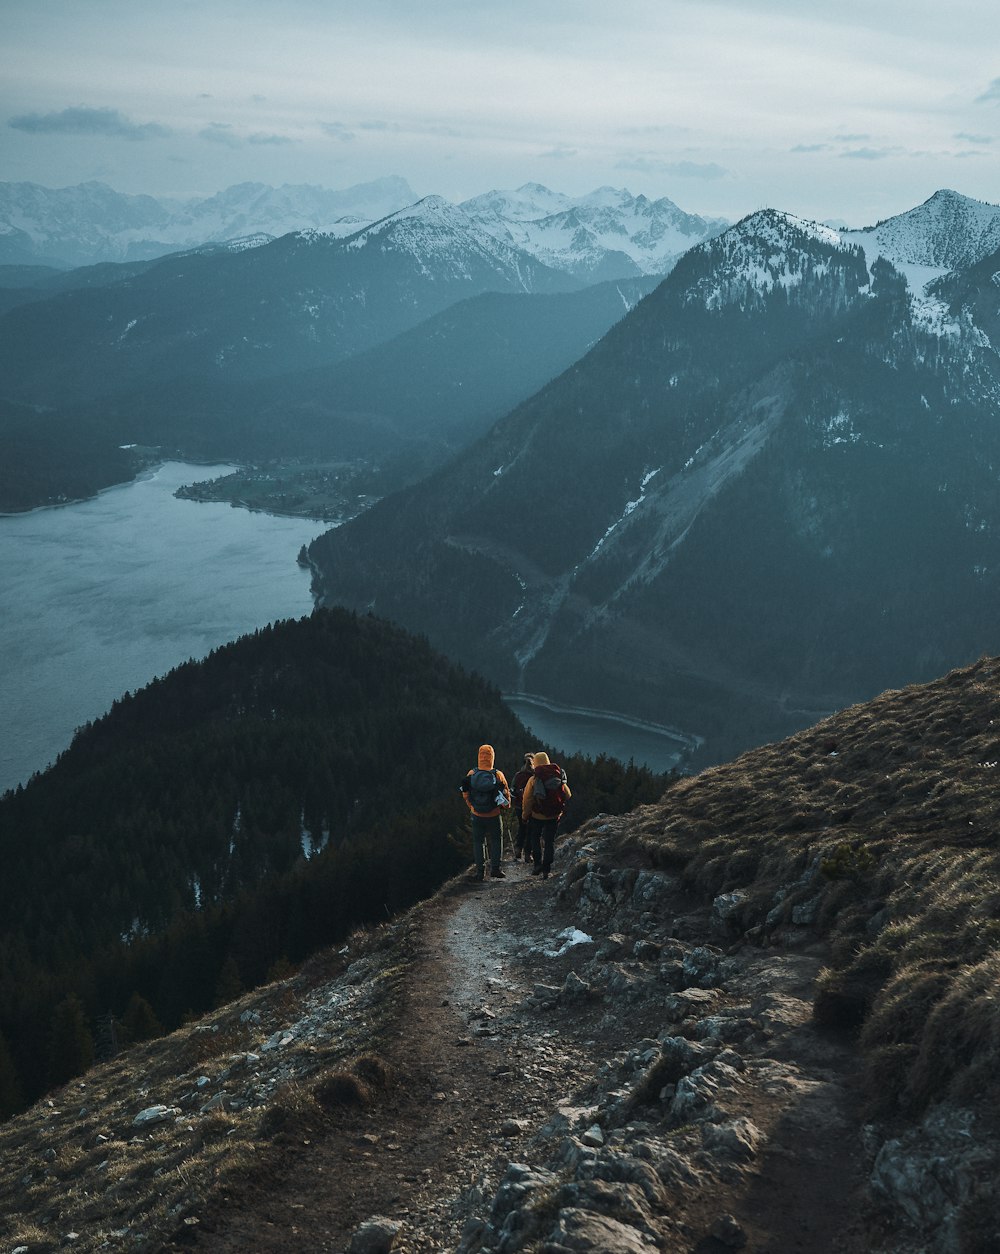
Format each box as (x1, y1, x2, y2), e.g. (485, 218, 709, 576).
(588, 468, 662, 559)
(341, 197, 536, 284)
(845, 233, 957, 337)
(684, 211, 851, 311)
(846, 190, 1000, 271)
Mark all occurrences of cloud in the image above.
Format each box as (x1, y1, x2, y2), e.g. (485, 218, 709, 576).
(839, 147, 899, 160)
(619, 124, 693, 139)
(539, 144, 577, 160)
(955, 131, 993, 144)
(8, 106, 171, 140)
(834, 133, 869, 142)
(790, 143, 831, 153)
(247, 132, 294, 146)
(975, 77, 1000, 102)
(199, 123, 242, 148)
(616, 156, 729, 180)
(197, 123, 292, 148)
(357, 118, 461, 138)
(320, 122, 356, 143)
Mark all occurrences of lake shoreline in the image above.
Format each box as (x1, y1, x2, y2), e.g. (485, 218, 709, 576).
(0, 462, 320, 794)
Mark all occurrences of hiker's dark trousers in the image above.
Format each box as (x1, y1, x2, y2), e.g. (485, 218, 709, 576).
(528, 817, 559, 872)
(471, 814, 503, 874)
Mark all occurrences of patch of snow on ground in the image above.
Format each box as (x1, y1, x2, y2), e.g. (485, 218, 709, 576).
(542, 928, 594, 958)
(587, 468, 662, 559)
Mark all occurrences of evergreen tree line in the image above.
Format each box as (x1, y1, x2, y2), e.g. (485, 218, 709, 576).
(0, 608, 672, 1118)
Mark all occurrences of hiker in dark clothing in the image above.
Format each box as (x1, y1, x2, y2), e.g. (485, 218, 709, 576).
(511, 752, 535, 862)
(522, 751, 571, 880)
(460, 744, 511, 881)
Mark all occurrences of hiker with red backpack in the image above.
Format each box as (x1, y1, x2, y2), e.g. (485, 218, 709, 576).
(511, 751, 535, 863)
(522, 751, 571, 880)
(460, 744, 511, 882)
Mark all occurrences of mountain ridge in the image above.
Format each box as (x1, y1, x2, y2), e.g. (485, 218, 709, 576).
(0, 177, 726, 280)
(308, 197, 1000, 764)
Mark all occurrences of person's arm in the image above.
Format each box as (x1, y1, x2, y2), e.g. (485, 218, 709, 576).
(461, 769, 474, 811)
(498, 771, 511, 805)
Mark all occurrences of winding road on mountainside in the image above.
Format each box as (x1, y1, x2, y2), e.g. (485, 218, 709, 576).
(171, 831, 870, 1254)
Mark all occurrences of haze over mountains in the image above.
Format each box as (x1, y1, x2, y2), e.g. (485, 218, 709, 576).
(0, 176, 726, 277)
(0, 179, 704, 506)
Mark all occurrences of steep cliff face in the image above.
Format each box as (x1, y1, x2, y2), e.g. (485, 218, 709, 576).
(309, 207, 1000, 762)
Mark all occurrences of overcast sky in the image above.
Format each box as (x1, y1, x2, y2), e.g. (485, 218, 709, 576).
(2, 0, 998, 225)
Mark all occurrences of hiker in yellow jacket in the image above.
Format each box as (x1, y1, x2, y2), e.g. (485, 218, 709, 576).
(461, 744, 511, 882)
(522, 751, 570, 880)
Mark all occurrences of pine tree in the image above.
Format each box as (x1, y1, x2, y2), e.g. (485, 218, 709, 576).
(121, 992, 163, 1044)
(47, 994, 95, 1087)
(0, 1029, 23, 1119)
(213, 955, 244, 1008)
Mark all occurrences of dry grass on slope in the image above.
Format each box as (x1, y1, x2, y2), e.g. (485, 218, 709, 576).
(626, 654, 1000, 1122)
(0, 925, 408, 1254)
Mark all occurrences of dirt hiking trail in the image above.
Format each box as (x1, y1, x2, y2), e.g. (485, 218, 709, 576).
(174, 824, 869, 1253)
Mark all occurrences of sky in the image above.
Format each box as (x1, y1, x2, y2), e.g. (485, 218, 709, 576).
(2, 0, 999, 226)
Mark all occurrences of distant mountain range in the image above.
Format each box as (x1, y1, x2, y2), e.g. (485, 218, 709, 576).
(0, 196, 581, 407)
(307, 189, 1000, 764)
(0, 176, 726, 279)
(0, 176, 418, 267)
(459, 183, 727, 280)
(0, 189, 660, 505)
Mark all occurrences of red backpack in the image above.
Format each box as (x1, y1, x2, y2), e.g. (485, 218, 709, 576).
(532, 763, 568, 817)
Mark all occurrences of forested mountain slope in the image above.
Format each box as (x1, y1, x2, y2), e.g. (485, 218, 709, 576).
(0, 609, 668, 1118)
(309, 207, 1000, 763)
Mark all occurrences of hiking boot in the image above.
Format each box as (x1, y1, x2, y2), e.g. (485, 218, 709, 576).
(474, 868, 484, 882)
(493, 867, 506, 879)
(541, 870, 549, 880)
(531, 864, 542, 876)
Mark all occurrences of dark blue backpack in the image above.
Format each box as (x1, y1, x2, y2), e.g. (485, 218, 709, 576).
(466, 768, 499, 812)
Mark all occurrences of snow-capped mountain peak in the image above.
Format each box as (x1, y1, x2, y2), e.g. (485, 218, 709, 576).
(459, 185, 727, 280)
(677, 209, 867, 312)
(577, 185, 635, 209)
(845, 189, 1000, 272)
(458, 184, 571, 222)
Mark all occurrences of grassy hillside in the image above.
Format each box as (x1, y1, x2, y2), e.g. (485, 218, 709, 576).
(628, 652, 1000, 1119)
